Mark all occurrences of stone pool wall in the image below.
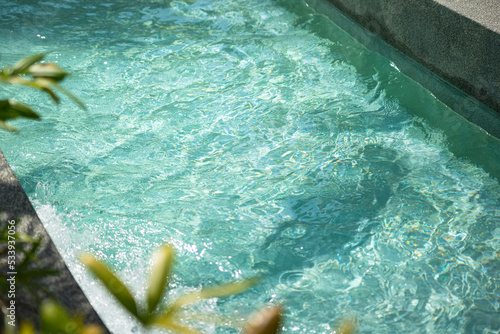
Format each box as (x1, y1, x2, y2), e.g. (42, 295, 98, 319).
(306, 0, 500, 135)
(0, 150, 108, 331)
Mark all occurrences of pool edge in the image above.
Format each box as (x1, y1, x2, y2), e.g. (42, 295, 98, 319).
(0, 149, 109, 332)
(305, 0, 500, 137)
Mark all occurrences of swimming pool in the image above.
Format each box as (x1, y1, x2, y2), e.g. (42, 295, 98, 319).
(1, 0, 500, 332)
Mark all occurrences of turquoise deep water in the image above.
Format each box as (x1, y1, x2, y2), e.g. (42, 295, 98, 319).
(1, 0, 500, 333)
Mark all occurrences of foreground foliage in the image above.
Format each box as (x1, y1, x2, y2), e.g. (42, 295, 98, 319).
(80, 244, 275, 333)
(0, 54, 84, 131)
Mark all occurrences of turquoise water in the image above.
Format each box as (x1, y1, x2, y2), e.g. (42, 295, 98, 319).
(1, 0, 500, 332)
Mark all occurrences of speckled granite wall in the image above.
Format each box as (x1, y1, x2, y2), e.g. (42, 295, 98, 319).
(0, 150, 108, 331)
(305, 0, 500, 128)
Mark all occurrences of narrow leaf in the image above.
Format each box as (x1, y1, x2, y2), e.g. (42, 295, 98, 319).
(2, 76, 61, 104)
(152, 314, 201, 334)
(147, 244, 175, 315)
(40, 300, 75, 334)
(80, 324, 105, 334)
(42, 87, 60, 104)
(12, 231, 37, 243)
(33, 78, 61, 104)
(8, 100, 39, 118)
(334, 318, 357, 334)
(0, 99, 40, 119)
(19, 322, 36, 334)
(171, 278, 258, 309)
(0, 99, 40, 121)
(80, 253, 140, 320)
(28, 63, 68, 81)
(243, 306, 282, 334)
(52, 82, 87, 110)
(160, 321, 201, 334)
(2, 75, 37, 86)
(11, 54, 45, 75)
(0, 120, 17, 132)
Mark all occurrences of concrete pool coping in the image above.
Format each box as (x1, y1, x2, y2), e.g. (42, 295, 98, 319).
(306, 0, 500, 138)
(0, 0, 499, 330)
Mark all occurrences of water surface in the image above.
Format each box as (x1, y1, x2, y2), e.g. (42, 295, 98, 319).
(1, 0, 499, 333)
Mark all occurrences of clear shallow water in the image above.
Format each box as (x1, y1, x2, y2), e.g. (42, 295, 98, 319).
(1, 0, 500, 333)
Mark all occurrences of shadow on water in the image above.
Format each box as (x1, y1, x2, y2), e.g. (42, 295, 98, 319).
(250, 144, 409, 278)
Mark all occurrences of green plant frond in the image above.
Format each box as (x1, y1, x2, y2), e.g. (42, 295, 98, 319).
(79, 253, 141, 321)
(33, 78, 61, 104)
(40, 300, 86, 334)
(147, 244, 175, 315)
(333, 318, 357, 334)
(0, 120, 17, 132)
(28, 63, 68, 82)
(243, 306, 282, 334)
(1, 76, 61, 105)
(80, 324, 106, 334)
(151, 314, 201, 334)
(52, 82, 86, 110)
(0, 54, 86, 132)
(19, 321, 36, 334)
(1, 75, 35, 86)
(0, 99, 40, 121)
(10, 54, 45, 75)
(12, 231, 37, 244)
(40, 300, 73, 333)
(170, 278, 258, 309)
(0, 276, 8, 290)
(17, 240, 42, 271)
(0, 225, 36, 243)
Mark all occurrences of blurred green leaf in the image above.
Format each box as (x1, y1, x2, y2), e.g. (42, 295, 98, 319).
(80, 254, 140, 321)
(155, 320, 201, 334)
(1, 76, 61, 104)
(19, 322, 36, 334)
(0, 54, 86, 132)
(80, 325, 105, 334)
(171, 278, 258, 309)
(52, 82, 86, 110)
(10, 54, 45, 75)
(153, 278, 257, 329)
(40, 300, 76, 334)
(0, 120, 17, 132)
(334, 318, 357, 334)
(33, 78, 61, 104)
(243, 306, 282, 334)
(147, 244, 174, 315)
(11, 231, 37, 244)
(28, 63, 68, 82)
(0, 99, 40, 120)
